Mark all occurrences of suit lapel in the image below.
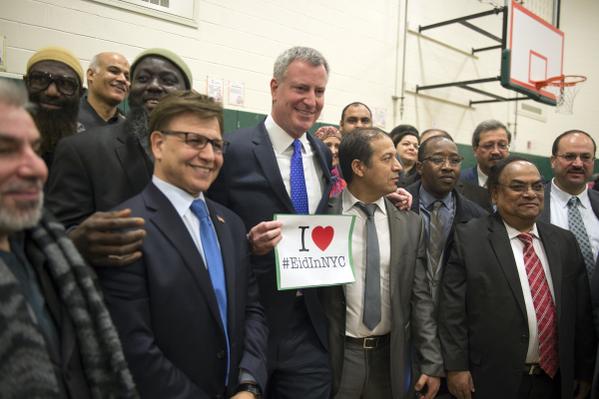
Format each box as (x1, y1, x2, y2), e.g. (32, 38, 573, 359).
(537, 222, 563, 321)
(251, 123, 295, 213)
(144, 184, 224, 331)
(385, 199, 404, 299)
(538, 182, 551, 223)
(115, 126, 153, 196)
(488, 215, 527, 319)
(207, 200, 237, 331)
(308, 133, 333, 213)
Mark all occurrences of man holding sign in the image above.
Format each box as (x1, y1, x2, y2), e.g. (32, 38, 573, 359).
(319, 127, 442, 399)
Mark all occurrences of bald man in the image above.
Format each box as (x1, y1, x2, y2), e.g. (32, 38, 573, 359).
(79, 51, 130, 132)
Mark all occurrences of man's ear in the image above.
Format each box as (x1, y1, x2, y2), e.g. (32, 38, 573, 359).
(416, 160, 423, 176)
(351, 159, 365, 178)
(270, 78, 279, 100)
(150, 131, 165, 161)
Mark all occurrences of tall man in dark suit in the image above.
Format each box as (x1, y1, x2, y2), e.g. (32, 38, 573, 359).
(320, 128, 442, 399)
(440, 156, 596, 399)
(97, 91, 268, 399)
(406, 136, 487, 303)
(537, 130, 599, 397)
(208, 46, 334, 398)
(460, 119, 511, 189)
(46, 48, 192, 267)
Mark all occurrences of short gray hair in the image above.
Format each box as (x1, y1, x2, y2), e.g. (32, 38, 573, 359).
(273, 46, 329, 82)
(471, 119, 511, 148)
(0, 79, 30, 109)
(88, 53, 101, 73)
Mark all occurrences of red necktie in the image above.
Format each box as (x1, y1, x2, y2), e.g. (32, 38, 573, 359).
(517, 233, 558, 378)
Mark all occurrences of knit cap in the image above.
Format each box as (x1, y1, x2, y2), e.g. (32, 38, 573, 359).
(131, 48, 193, 89)
(26, 46, 84, 84)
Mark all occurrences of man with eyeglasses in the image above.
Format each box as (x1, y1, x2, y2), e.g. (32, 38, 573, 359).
(460, 120, 511, 190)
(24, 46, 85, 167)
(97, 90, 268, 399)
(46, 48, 191, 268)
(440, 156, 595, 399)
(406, 136, 486, 304)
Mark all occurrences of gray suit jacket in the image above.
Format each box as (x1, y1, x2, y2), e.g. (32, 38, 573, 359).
(319, 195, 442, 399)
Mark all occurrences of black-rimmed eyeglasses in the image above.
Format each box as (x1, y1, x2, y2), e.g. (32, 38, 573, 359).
(25, 71, 80, 96)
(422, 155, 464, 166)
(160, 130, 228, 154)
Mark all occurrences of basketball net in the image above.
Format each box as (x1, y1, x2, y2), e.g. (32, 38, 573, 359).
(533, 75, 587, 114)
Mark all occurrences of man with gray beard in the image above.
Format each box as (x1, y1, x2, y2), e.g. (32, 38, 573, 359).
(0, 80, 137, 398)
(46, 48, 192, 267)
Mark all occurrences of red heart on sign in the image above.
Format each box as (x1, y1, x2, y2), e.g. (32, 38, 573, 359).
(312, 226, 334, 251)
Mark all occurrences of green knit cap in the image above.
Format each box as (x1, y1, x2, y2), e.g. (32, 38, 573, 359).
(130, 48, 192, 89)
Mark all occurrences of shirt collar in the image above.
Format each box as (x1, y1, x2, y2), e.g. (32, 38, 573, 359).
(419, 185, 454, 210)
(551, 178, 591, 209)
(264, 114, 309, 155)
(152, 175, 205, 217)
(503, 219, 540, 240)
(341, 187, 387, 216)
(477, 164, 489, 186)
(82, 94, 122, 122)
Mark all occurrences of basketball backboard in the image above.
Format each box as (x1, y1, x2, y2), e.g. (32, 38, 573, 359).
(501, 0, 564, 105)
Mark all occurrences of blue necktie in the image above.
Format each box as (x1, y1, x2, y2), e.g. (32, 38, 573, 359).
(190, 199, 230, 384)
(290, 139, 309, 214)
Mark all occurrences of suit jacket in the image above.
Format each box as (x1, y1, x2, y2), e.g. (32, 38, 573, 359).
(207, 121, 333, 361)
(97, 183, 268, 399)
(406, 182, 488, 302)
(538, 181, 599, 398)
(459, 165, 478, 186)
(439, 213, 596, 399)
(46, 122, 153, 228)
(455, 179, 493, 212)
(319, 196, 443, 399)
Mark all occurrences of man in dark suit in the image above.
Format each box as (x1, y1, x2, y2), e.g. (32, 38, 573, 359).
(97, 91, 268, 399)
(208, 46, 334, 398)
(460, 120, 511, 189)
(440, 156, 596, 399)
(537, 130, 599, 397)
(406, 135, 487, 303)
(0, 79, 136, 398)
(320, 128, 442, 399)
(46, 48, 192, 267)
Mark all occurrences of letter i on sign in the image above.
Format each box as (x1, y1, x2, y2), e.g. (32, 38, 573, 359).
(298, 226, 310, 252)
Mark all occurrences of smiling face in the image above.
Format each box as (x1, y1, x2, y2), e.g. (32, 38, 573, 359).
(492, 160, 543, 231)
(87, 52, 130, 106)
(270, 60, 328, 139)
(152, 112, 223, 196)
(551, 132, 596, 195)
(26, 60, 81, 111)
(0, 104, 47, 235)
(129, 56, 186, 113)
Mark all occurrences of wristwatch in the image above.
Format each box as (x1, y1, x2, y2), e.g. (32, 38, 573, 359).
(237, 382, 262, 399)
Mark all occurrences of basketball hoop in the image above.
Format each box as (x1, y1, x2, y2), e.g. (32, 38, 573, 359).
(532, 75, 587, 114)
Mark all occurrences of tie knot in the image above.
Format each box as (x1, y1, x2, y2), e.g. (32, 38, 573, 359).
(431, 200, 443, 211)
(190, 199, 210, 221)
(517, 232, 533, 246)
(356, 202, 377, 218)
(568, 196, 580, 208)
(292, 139, 302, 154)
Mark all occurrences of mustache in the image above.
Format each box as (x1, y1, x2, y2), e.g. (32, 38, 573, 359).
(0, 179, 44, 193)
(489, 154, 504, 161)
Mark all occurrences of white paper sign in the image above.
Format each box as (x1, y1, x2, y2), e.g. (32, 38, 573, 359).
(274, 214, 356, 290)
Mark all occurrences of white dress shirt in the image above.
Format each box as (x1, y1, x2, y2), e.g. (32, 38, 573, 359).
(477, 164, 489, 188)
(264, 115, 325, 214)
(549, 179, 599, 261)
(504, 221, 555, 363)
(342, 189, 392, 338)
(153, 175, 217, 266)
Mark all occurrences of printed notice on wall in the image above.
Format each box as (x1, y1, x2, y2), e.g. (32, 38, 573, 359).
(207, 77, 224, 103)
(274, 214, 355, 290)
(228, 81, 245, 106)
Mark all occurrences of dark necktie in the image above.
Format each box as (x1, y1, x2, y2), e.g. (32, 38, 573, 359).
(567, 197, 595, 279)
(428, 200, 444, 274)
(517, 233, 558, 378)
(355, 202, 381, 330)
(290, 139, 309, 214)
(190, 199, 230, 383)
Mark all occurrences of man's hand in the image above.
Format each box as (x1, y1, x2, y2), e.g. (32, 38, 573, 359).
(68, 209, 146, 267)
(414, 374, 440, 399)
(447, 370, 475, 399)
(247, 220, 283, 255)
(574, 379, 591, 399)
(387, 187, 413, 210)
